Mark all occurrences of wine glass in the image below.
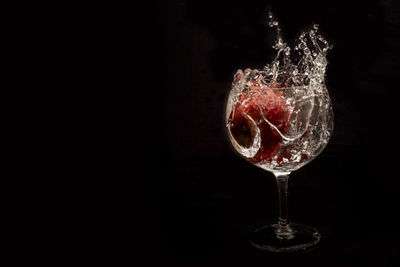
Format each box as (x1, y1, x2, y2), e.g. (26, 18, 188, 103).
(226, 68, 334, 252)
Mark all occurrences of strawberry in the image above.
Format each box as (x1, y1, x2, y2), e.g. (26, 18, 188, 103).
(229, 85, 289, 164)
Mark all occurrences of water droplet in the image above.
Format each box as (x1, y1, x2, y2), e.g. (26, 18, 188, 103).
(284, 47, 290, 56)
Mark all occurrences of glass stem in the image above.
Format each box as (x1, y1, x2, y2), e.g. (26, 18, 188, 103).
(274, 173, 294, 239)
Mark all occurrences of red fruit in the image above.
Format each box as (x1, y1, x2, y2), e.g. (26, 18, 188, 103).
(229, 86, 289, 164)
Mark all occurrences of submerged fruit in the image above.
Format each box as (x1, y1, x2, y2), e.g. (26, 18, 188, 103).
(229, 85, 289, 164)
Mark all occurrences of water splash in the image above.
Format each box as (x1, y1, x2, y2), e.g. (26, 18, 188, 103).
(226, 13, 334, 173)
(264, 12, 330, 89)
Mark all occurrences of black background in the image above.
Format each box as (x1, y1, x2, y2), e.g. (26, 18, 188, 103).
(4, 2, 90, 266)
(124, 0, 400, 265)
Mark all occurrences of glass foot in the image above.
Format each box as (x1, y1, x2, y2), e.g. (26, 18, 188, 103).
(249, 223, 320, 252)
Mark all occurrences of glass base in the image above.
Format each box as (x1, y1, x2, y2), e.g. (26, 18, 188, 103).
(249, 223, 320, 252)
